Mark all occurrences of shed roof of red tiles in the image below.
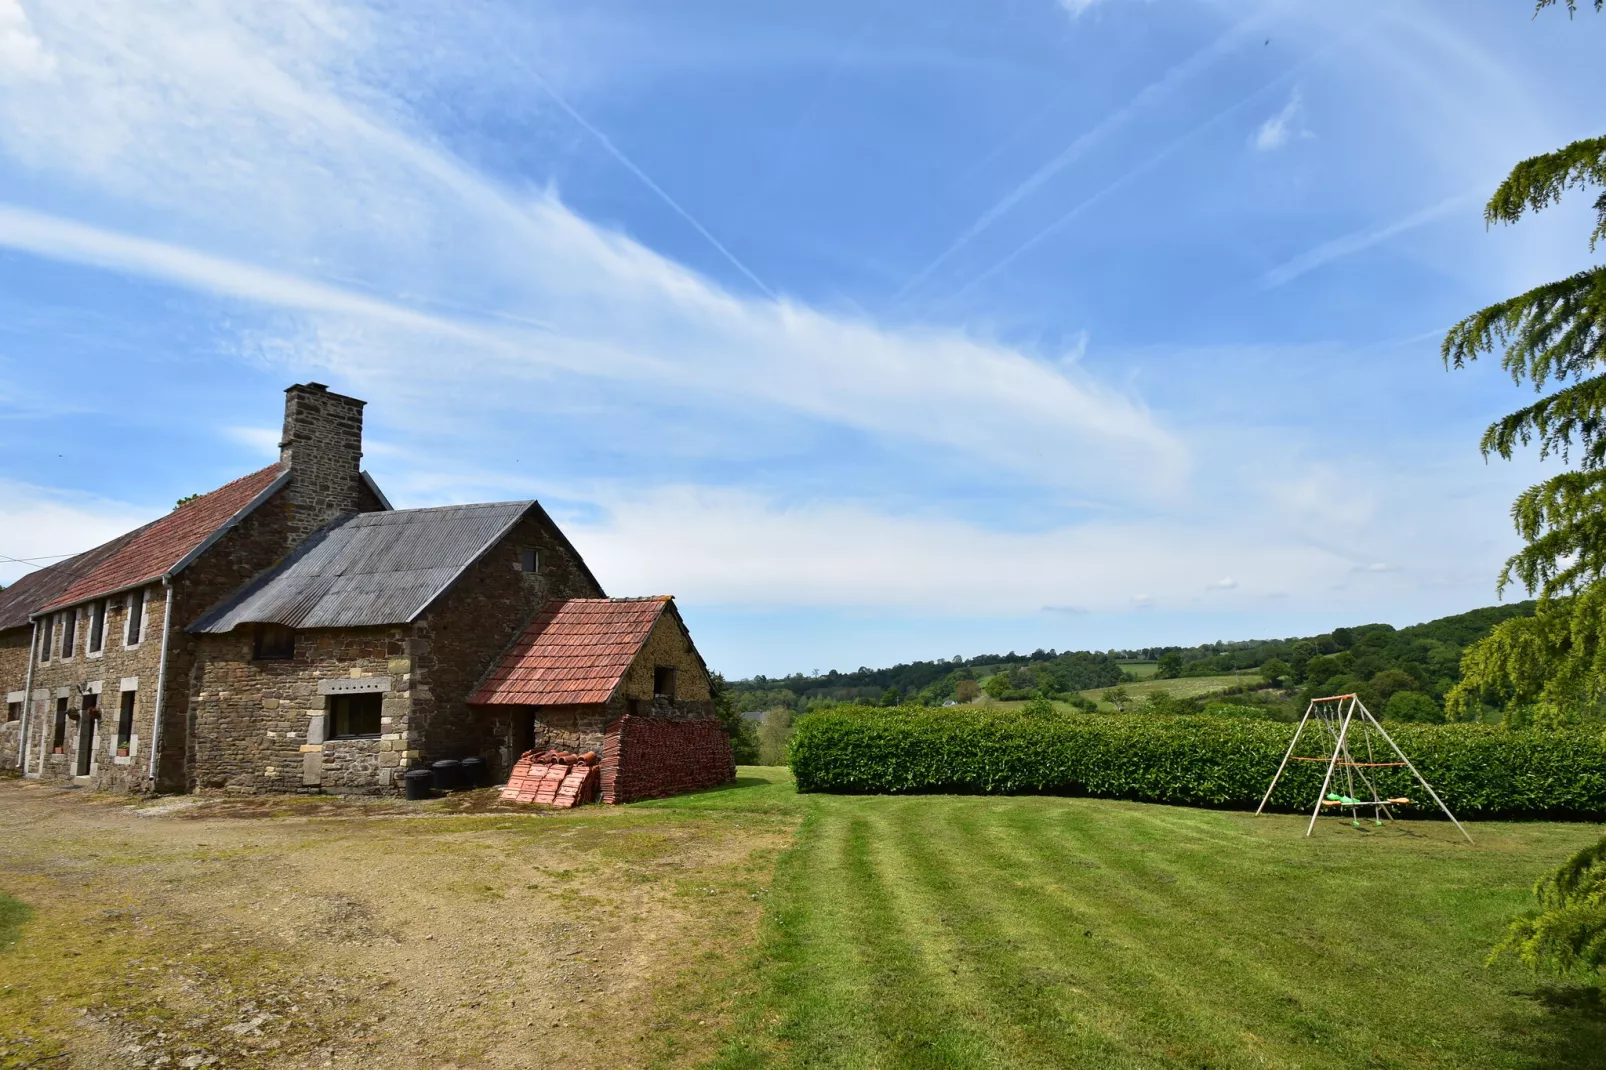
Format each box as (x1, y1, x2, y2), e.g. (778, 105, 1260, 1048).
(469, 597, 673, 706)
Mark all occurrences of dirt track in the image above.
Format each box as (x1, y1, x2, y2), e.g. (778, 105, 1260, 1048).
(0, 777, 793, 1069)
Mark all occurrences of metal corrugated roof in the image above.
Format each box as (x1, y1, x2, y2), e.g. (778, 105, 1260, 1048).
(190, 501, 534, 633)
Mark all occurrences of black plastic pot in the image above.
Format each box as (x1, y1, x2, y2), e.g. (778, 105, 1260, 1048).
(459, 756, 486, 788)
(430, 758, 463, 792)
(402, 768, 433, 801)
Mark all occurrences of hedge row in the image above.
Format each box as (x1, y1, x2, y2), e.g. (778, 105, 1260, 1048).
(788, 706, 1606, 819)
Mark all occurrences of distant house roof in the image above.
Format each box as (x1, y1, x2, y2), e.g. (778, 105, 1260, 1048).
(190, 501, 547, 633)
(34, 464, 290, 617)
(0, 531, 142, 632)
(469, 597, 674, 707)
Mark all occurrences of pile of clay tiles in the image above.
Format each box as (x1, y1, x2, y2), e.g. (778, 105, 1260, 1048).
(500, 749, 600, 807)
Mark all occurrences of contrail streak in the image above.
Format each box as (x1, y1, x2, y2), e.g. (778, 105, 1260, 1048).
(529, 70, 778, 301)
(889, 8, 1272, 305)
(941, 18, 1382, 306)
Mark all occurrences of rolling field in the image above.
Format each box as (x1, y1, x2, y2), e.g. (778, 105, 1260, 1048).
(1116, 660, 1159, 680)
(1079, 672, 1252, 709)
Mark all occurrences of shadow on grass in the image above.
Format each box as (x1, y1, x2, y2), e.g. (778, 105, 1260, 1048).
(632, 769, 805, 813)
(1503, 983, 1606, 1069)
(0, 891, 31, 952)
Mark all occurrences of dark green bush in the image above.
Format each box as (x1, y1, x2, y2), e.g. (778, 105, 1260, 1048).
(788, 706, 1606, 818)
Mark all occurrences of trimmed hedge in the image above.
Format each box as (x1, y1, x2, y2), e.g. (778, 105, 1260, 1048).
(788, 706, 1606, 819)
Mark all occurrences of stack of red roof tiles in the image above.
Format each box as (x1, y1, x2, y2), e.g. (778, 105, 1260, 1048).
(599, 714, 734, 804)
(500, 750, 599, 807)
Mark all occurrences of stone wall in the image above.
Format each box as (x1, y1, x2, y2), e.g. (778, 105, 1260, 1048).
(619, 611, 713, 713)
(414, 506, 604, 765)
(599, 714, 734, 804)
(186, 505, 602, 796)
(19, 585, 171, 792)
(1, 627, 31, 771)
(190, 625, 411, 795)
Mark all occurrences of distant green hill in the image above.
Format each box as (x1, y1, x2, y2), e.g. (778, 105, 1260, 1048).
(727, 602, 1538, 718)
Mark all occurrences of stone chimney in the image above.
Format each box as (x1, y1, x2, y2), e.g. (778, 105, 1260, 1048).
(279, 382, 366, 542)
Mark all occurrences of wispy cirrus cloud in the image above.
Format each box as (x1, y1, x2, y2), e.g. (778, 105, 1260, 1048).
(0, 0, 1186, 504)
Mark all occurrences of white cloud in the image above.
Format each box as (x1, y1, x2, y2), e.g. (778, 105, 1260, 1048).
(0, 2, 1185, 504)
(562, 485, 1385, 615)
(0, 480, 154, 586)
(221, 425, 283, 458)
(1252, 88, 1309, 152)
(0, 0, 54, 80)
(1206, 576, 1237, 590)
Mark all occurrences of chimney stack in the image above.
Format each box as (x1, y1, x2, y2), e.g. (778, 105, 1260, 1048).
(279, 382, 366, 541)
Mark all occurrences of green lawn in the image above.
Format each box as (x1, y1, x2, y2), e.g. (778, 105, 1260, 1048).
(646, 768, 1606, 1070)
(1117, 660, 1159, 680)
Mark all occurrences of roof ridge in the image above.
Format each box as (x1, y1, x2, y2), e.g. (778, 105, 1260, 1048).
(35, 462, 288, 616)
(349, 499, 537, 520)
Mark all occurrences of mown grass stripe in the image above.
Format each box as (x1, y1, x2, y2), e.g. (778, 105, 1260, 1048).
(855, 800, 1065, 1070)
(885, 799, 1158, 1070)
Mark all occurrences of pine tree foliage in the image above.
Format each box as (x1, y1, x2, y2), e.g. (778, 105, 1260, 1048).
(1534, 0, 1604, 14)
(1488, 834, 1606, 975)
(1442, 130, 1606, 716)
(1443, 137, 1606, 600)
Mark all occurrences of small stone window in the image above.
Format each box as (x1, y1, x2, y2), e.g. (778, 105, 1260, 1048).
(59, 609, 77, 659)
(329, 693, 382, 739)
(88, 600, 107, 654)
(5, 702, 19, 723)
(253, 623, 296, 661)
(653, 665, 678, 700)
(125, 590, 146, 647)
(117, 690, 136, 756)
(38, 616, 52, 664)
(519, 549, 540, 573)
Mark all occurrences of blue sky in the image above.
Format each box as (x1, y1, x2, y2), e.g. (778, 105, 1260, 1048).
(0, 0, 1602, 677)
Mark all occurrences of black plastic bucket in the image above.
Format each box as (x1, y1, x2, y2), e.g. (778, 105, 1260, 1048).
(430, 758, 463, 792)
(402, 768, 433, 801)
(459, 756, 486, 788)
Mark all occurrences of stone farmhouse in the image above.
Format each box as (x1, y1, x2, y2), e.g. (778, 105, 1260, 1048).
(0, 383, 731, 799)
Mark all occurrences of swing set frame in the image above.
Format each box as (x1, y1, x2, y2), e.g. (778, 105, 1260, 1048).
(1256, 693, 1472, 844)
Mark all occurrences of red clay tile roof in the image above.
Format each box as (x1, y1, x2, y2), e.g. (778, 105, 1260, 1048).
(470, 597, 671, 706)
(37, 464, 286, 614)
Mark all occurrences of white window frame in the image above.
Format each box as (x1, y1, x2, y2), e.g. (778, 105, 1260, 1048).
(87, 599, 107, 657)
(37, 615, 52, 664)
(124, 588, 148, 649)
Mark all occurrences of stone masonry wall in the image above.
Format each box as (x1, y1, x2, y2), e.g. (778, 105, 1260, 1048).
(619, 612, 713, 713)
(21, 586, 171, 792)
(0, 627, 29, 771)
(190, 625, 411, 795)
(413, 507, 604, 766)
